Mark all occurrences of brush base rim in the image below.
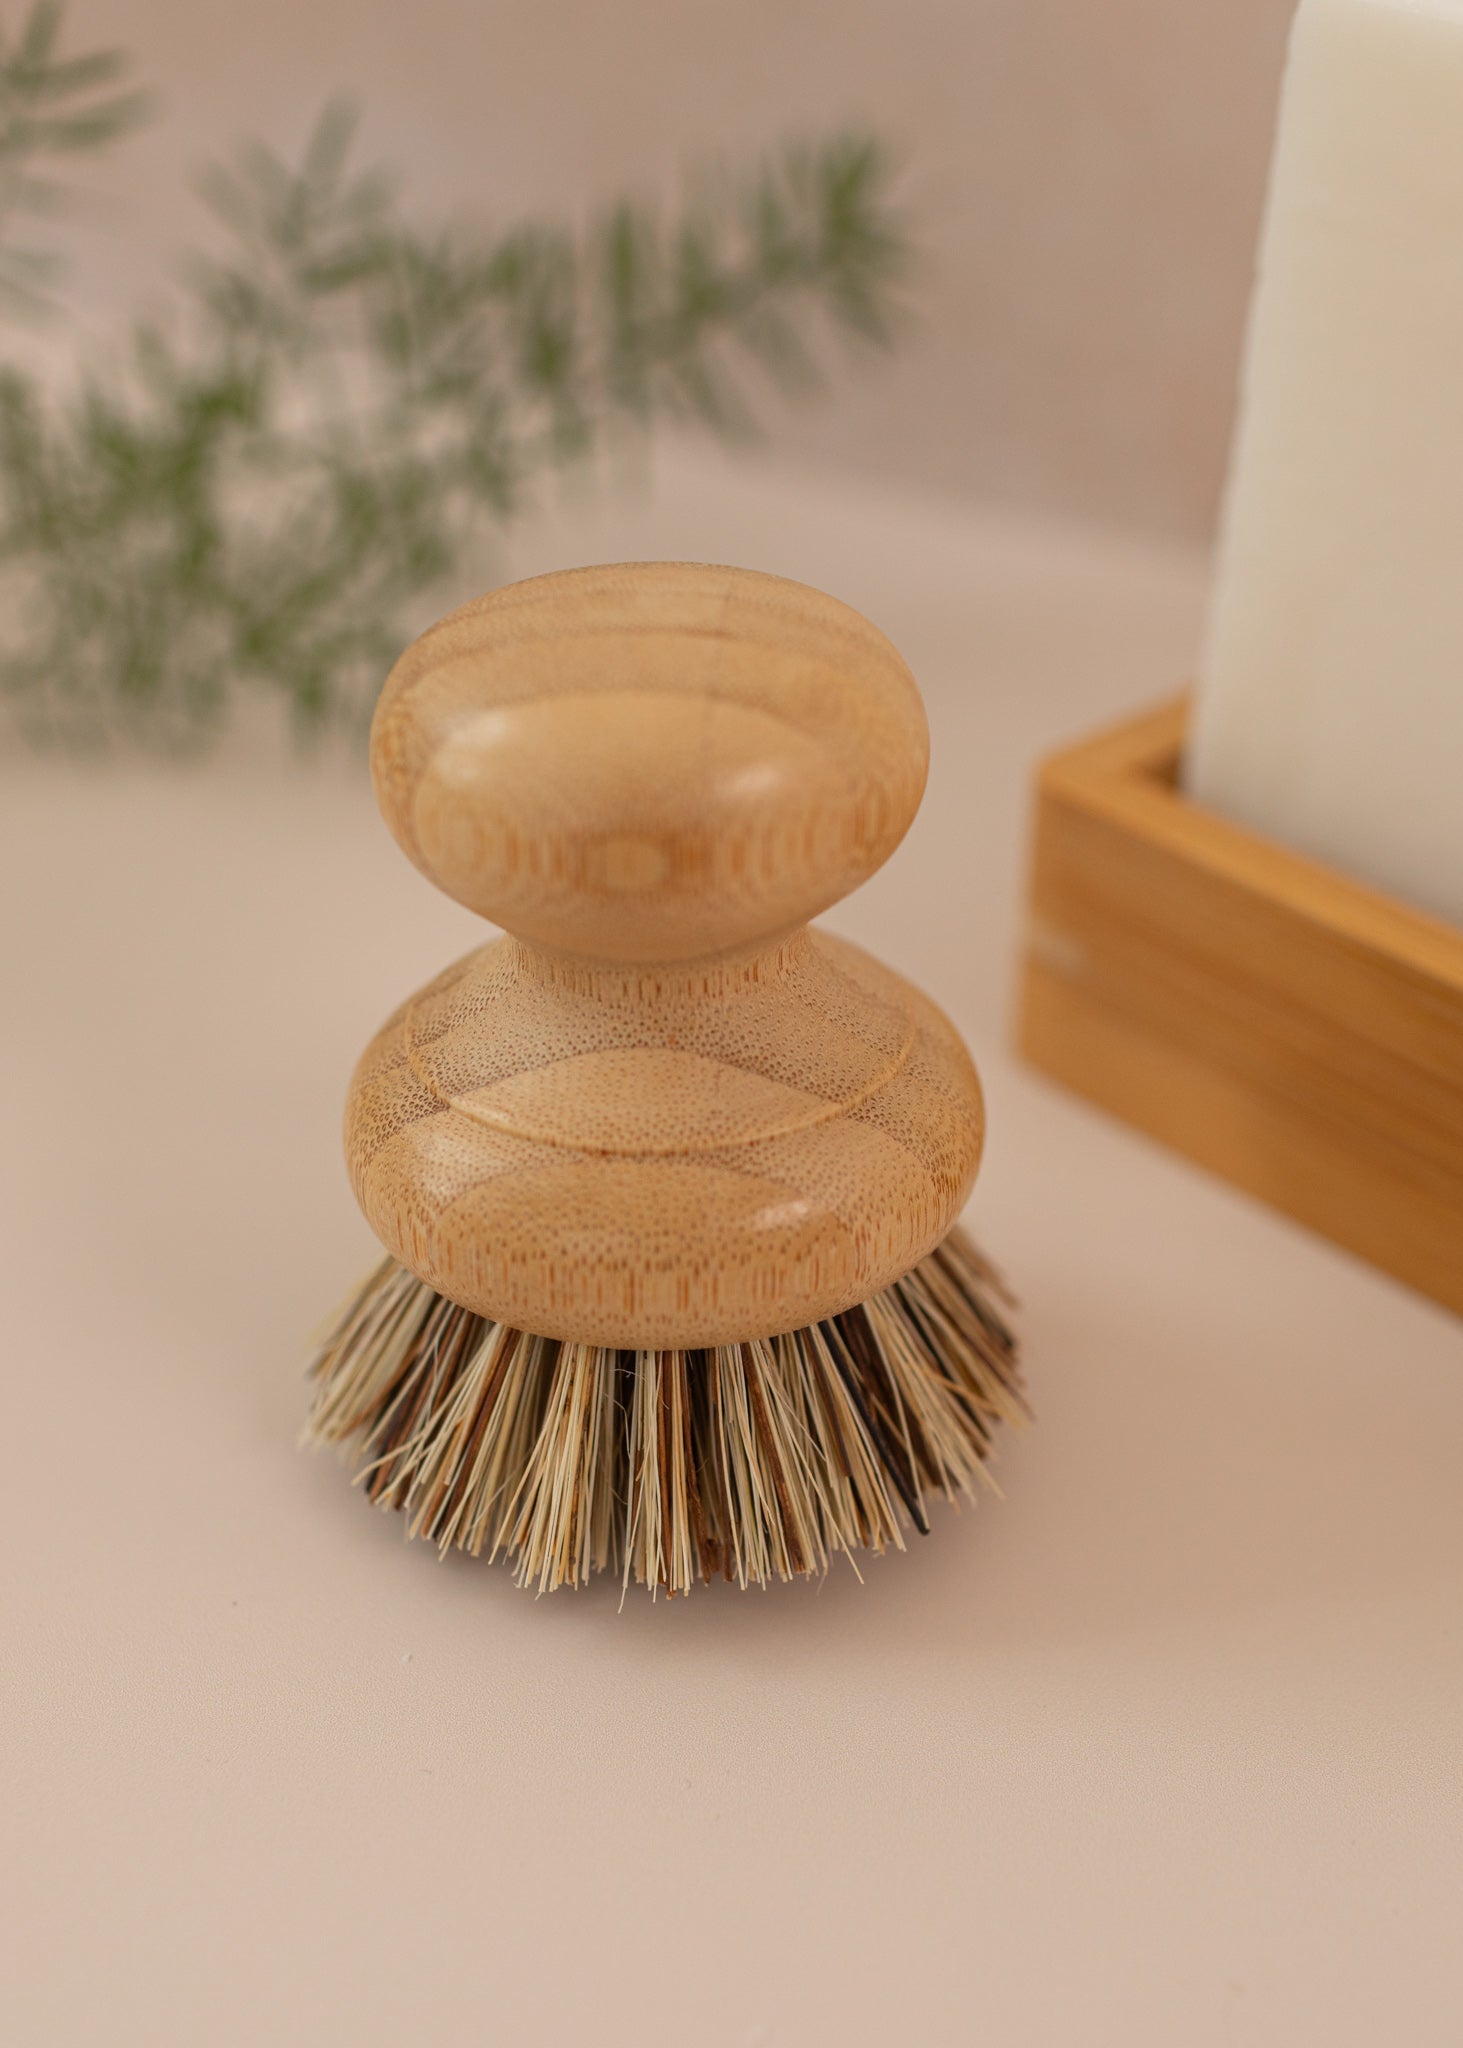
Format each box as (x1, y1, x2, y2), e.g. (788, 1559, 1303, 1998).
(345, 927, 985, 1347)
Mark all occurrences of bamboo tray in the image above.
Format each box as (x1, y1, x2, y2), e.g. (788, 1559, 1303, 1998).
(1018, 698, 1463, 1316)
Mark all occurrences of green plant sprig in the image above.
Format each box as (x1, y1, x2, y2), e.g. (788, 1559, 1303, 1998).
(0, 0, 148, 314)
(0, 6, 912, 754)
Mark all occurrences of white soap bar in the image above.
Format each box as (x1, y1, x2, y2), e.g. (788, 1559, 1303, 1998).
(1190, 0, 1463, 928)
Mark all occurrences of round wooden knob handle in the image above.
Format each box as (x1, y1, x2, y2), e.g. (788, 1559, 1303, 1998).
(369, 562, 928, 962)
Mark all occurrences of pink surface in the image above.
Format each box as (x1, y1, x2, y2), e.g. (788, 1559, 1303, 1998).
(4, 445, 1461, 2045)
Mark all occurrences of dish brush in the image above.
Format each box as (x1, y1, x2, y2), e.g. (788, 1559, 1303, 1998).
(306, 561, 1024, 1592)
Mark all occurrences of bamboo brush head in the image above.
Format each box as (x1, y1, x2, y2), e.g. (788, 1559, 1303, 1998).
(344, 562, 986, 1350)
(312, 562, 1022, 1594)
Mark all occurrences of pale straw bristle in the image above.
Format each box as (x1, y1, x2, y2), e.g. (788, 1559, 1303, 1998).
(304, 1225, 1024, 1595)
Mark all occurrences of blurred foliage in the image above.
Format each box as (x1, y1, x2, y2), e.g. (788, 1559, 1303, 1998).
(0, 0, 148, 314)
(0, 3, 912, 753)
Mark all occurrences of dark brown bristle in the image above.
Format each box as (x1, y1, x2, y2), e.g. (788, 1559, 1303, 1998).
(304, 1225, 1025, 1596)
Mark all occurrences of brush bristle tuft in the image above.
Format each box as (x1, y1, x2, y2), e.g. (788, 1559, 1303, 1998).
(304, 1226, 1023, 1595)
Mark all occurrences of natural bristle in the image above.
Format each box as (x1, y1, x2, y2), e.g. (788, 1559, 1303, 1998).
(305, 1227, 1024, 1596)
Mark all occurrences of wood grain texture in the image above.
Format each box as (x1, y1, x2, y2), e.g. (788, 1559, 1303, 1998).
(370, 560, 930, 961)
(345, 563, 985, 1348)
(1019, 698, 1463, 1316)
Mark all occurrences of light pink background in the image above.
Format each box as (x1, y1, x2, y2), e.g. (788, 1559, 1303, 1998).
(78, 0, 1295, 538)
(5, 444, 1461, 2045)
(8, 12, 1462, 2041)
